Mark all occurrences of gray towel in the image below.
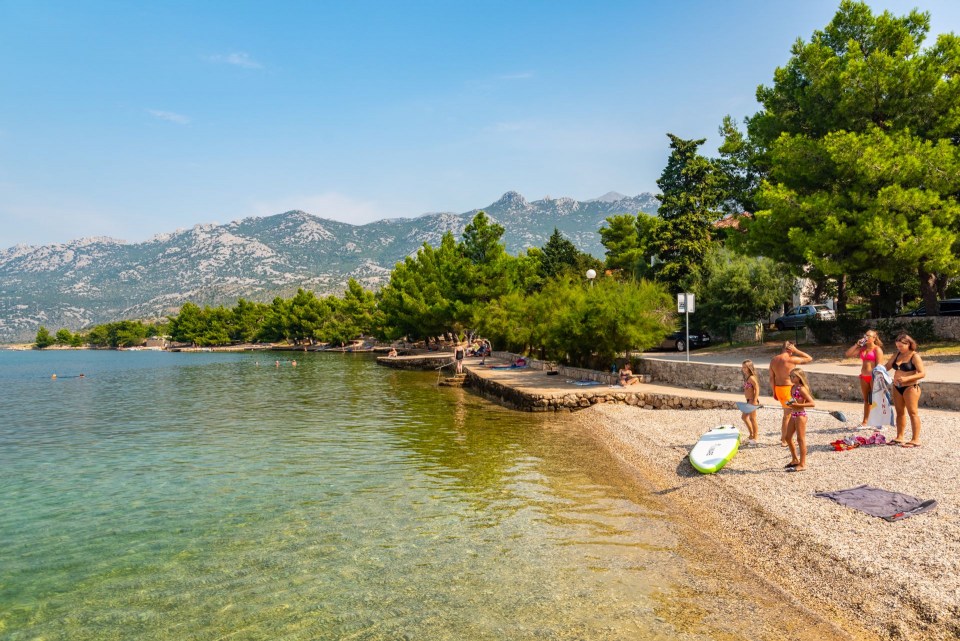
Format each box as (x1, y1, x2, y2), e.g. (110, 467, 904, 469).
(814, 485, 937, 522)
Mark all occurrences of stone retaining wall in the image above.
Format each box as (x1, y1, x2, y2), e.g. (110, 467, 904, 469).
(489, 351, 620, 384)
(467, 370, 737, 412)
(637, 358, 960, 410)
(865, 316, 960, 341)
(377, 355, 453, 371)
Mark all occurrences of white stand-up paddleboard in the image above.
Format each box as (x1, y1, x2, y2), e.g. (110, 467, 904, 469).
(689, 425, 740, 474)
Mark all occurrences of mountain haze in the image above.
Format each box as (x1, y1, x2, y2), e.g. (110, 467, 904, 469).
(0, 192, 658, 342)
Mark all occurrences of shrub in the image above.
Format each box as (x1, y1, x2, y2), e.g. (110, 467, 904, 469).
(806, 317, 837, 344)
(835, 314, 867, 343)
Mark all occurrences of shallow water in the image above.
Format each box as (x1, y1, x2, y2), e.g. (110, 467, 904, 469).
(0, 351, 856, 640)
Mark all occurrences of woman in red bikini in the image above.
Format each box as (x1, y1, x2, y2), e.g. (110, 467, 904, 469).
(883, 334, 925, 447)
(845, 330, 884, 427)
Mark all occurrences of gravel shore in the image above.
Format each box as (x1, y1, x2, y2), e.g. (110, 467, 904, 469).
(567, 403, 960, 640)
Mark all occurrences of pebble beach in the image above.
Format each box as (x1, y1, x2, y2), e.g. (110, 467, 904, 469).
(567, 403, 960, 640)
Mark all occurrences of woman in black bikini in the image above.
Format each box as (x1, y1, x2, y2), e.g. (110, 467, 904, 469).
(883, 333, 925, 447)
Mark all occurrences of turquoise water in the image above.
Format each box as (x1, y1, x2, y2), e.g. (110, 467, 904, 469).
(0, 351, 847, 640)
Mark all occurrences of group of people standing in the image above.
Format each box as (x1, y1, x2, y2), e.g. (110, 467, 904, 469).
(739, 333, 925, 473)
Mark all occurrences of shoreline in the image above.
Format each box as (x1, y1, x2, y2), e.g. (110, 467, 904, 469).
(565, 403, 959, 640)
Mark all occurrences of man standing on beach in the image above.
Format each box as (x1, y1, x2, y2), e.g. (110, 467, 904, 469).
(769, 341, 813, 446)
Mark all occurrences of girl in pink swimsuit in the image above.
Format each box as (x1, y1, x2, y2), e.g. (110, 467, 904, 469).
(740, 360, 760, 445)
(844, 330, 884, 427)
(784, 368, 815, 472)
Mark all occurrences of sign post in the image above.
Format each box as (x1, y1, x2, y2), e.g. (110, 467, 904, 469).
(677, 293, 696, 362)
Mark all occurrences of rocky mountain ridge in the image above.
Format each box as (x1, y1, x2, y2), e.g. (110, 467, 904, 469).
(0, 191, 659, 342)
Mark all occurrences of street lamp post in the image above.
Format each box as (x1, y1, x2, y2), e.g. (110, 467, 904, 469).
(586, 269, 596, 286)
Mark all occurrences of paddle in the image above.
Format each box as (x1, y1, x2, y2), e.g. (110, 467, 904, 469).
(735, 401, 848, 423)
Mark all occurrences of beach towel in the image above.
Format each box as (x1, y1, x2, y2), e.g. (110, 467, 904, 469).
(867, 365, 894, 429)
(814, 485, 937, 522)
(568, 379, 601, 386)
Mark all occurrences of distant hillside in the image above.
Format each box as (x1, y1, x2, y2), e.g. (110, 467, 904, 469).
(0, 191, 658, 342)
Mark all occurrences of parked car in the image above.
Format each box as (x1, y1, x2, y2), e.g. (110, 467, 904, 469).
(900, 298, 960, 317)
(774, 304, 836, 330)
(659, 329, 711, 352)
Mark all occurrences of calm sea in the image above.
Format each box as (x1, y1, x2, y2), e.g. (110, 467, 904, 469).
(0, 350, 850, 640)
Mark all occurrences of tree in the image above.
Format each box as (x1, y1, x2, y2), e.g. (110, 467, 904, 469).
(232, 299, 268, 343)
(600, 213, 658, 278)
(112, 320, 149, 347)
(739, 0, 960, 313)
(55, 328, 74, 346)
(286, 288, 330, 345)
(716, 115, 762, 216)
(651, 134, 723, 292)
(35, 326, 54, 349)
(340, 279, 380, 338)
(259, 297, 292, 342)
(378, 232, 468, 340)
(169, 302, 206, 346)
(539, 228, 579, 280)
(533, 277, 673, 366)
(694, 246, 796, 340)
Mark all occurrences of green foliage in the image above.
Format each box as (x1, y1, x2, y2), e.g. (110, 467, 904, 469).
(599, 214, 658, 279)
(232, 299, 269, 343)
(112, 320, 150, 347)
(86, 324, 111, 347)
(82, 320, 151, 348)
(377, 232, 468, 340)
(693, 247, 795, 336)
(339, 279, 380, 338)
(539, 228, 580, 280)
(259, 297, 292, 343)
(54, 328, 74, 346)
(716, 115, 761, 216)
(805, 317, 838, 345)
(35, 326, 54, 349)
(740, 0, 960, 312)
(652, 134, 723, 291)
(472, 290, 540, 353)
(474, 276, 673, 367)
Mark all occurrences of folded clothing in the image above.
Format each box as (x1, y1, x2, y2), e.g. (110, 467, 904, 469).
(831, 432, 886, 451)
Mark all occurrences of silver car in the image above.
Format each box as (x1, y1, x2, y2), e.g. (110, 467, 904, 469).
(774, 304, 836, 330)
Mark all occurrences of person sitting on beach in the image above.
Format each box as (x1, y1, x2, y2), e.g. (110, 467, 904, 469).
(387, 347, 398, 357)
(618, 364, 640, 386)
(845, 330, 884, 428)
(769, 341, 813, 447)
(513, 356, 527, 367)
(784, 367, 815, 472)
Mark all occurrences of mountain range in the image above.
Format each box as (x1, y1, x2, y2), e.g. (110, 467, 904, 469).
(0, 191, 659, 342)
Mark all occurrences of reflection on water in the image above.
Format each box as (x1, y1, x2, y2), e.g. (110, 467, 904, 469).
(0, 351, 854, 640)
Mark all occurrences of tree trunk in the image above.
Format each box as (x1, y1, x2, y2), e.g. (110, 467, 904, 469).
(919, 267, 939, 316)
(936, 273, 949, 299)
(836, 274, 848, 315)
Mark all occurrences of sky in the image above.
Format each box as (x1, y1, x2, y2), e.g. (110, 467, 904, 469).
(3, 0, 960, 248)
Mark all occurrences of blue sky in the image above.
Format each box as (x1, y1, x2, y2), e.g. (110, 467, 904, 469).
(2, 0, 960, 248)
